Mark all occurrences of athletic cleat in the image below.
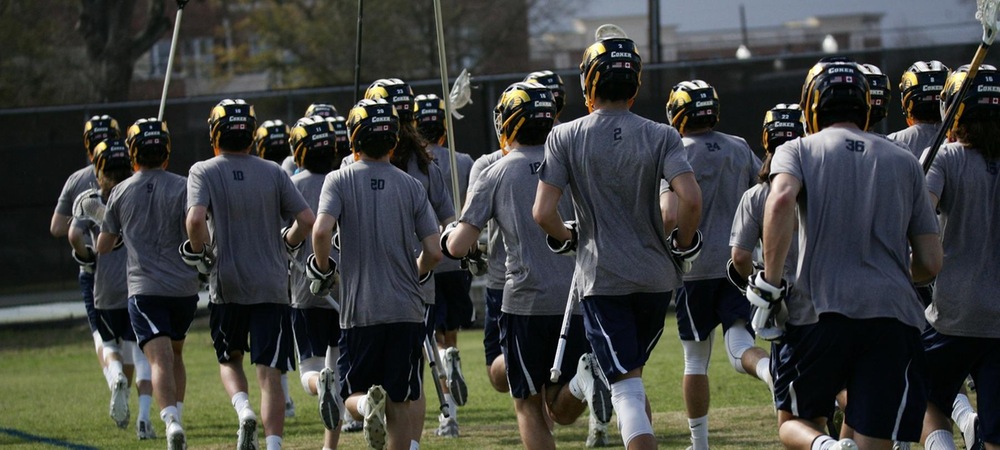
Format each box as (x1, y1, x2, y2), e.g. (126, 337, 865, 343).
(166, 421, 186, 450)
(319, 368, 340, 430)
(285, 398, 295, 418)
(363, 385, 387, 450)
(435, 414, 459, 438)
(444, 347, 468, 407)
(577, 353, 613, 423)
(342, 416, 363, 433)
(586, 415, 609, 447)
(831, 438, 858, 450)
(136, 418, 156, 440)
(962, 414, 985, 450)
(110, 372, 130, 429)
(892, 441, 911, 450)
(237, 408, 259, 450)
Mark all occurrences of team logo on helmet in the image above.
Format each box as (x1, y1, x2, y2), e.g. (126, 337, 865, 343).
(289, 116, 336, 168)
(940, 64, 1000, 132)
(208, 99, 257, 153)
(524, 70, 566, 115)
(365, 78, 415, 120)
(667, 80, 720, 133)
(800, 59, 871, 134)
(347, 98, 400, 158)
(253, 120, 291, 164)
(579, 36, 642, 111)
(83, 115, 122, 156)
(899, 60, 950, 120)
(761, 103, 806, 152)
(304, 103, 338, 119)
(92, 138, 132, 177)
(493, 81, 556, 149)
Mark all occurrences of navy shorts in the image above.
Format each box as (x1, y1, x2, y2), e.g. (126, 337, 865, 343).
(500, 313, 588, 399)
(676, 278, 752, 342)
(582, 291, 672, 382)
(483, 288, 504, 365)
(209, 302, 295, 371)
(773, 313, 927, 442)
(96, 307, 136, 343)
(129, 295, 198, 349)
(337, 322, 424, 403)
(291, 307, 340, 362)
(923, 328, 1000, 444)
(80, 271, 99, 333)
(434, 271, 475, 331)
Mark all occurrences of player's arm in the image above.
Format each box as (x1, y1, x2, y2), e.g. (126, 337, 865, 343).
(68, 223, 89, 257)
(311, 213, 337, 272)
(532, 181, 569, 241)
(284, 207, 316, 248)
(443, 222, 482, 259)
(50, 212, 71, 238)
(731, 247, 755, 280)
(185, 205, 210, 252)
(762, 173, 799, 285)
(668, 172, 702, 248)
(660, 191, 678, 236)
(418, 232, 444, 276)
(96, 231, 118, 254)
(910, 192, 943, 284)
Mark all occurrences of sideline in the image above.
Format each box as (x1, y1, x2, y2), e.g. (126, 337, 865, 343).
(0, 427, 98, 450)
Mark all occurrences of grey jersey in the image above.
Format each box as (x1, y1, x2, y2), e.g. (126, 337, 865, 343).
(729, 183, 798, 284)
(75, 218, 128, 309)
(281, 156, 297, 177)
(888, 123, 940, 159)
(462, 145, 576, 316)
(469, 150, 506, 289)
(770, 127, 939, 329)
(429, 144, 475, 272)
(56, 165, 97, 216)
(318, 160, 439, 328)
(539, 108, 693, 297)
(103, 169, 200, 297)
(188, 153, 310, 305)
(290, 170, 339, 310)
(925, 143, 1000, 338)
(680, 131, 761, 280)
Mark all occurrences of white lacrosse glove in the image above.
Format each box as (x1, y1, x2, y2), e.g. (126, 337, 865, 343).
(746, 273, 789, 341)
(72, 245, 97, 274)
(439, 222, 462, 260)
(305, 254, 339, 296)
(725, 258, 764, 295)
(281, 226, 303, 258)
(545, 220, 578, 256)
(179, 240, 215, 275)
(669, 228, 703, 273)
(418, 270, 434, 286)
(464, 242, 489, 277)
(72, 188, 106, 226)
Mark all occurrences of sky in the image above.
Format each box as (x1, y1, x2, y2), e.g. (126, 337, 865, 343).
(571, 0, 983, 47)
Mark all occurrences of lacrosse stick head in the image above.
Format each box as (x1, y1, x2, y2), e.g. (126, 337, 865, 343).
(594, 23, 628, 41)
(978, 0, 1000, 45)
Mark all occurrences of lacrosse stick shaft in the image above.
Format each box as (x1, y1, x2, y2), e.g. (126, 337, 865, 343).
(157, 8, 185, 121)
(921, 45, 990, 173)
(353, 0, 364, 103)
(550, 294, 576, 382)
(433, 0, 462, 214)
(423, 335, 450, 418)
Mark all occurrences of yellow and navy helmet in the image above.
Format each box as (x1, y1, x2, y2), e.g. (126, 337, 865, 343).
(940, 64, 1000, 131)
(304, 103, 338, 119)
(346, 98, 400, 158)
(326, 115, 351, 159)
(579, 37, 642, 111)
(524, 70, 566, 116)
(493, 81, 557, 149)
(761, 104, 806, 153)
(91, 138, 132, 177)
(859, 64, 890, 127)
(83, 115, 121, 157)
(365, 78, 415, 121)
(899, 60, 950, 120)
(289, 116, 336, 168)
(800, 59, 870, 133)
(207, 99, 257, 153)
(253, 120, 291, 164)
(413, 93, 447, 144)
(126, 118, 170, 168)
(666, 80, 720, 133)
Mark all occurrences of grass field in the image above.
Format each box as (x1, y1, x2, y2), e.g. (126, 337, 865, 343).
(0, 313, 955, 449)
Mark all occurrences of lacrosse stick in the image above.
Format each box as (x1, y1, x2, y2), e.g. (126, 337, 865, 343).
(550, 292, 577, 382)
(353, 0, 364, 102)
(157, 0, 190, 121)
(423, 336, 450, 418)
(433, 0, 463, 214)
(921, 0, 1000, 173)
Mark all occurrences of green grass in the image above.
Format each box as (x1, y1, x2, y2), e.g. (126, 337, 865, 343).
(0, 315, 960, 449)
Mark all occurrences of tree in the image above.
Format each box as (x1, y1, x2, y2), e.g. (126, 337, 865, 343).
(77, 0, 172, 102)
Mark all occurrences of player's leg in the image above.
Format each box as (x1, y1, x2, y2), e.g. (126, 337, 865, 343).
(209, 302, 259, 449)
(248, 303, 295, 450)
(96, 307, 130, 428)
(676, 281, 720, 450)
(127, 338, 156, 439)
(503, 313, 559, 449)
(483, 287, 508, 393)
(80, 270, 108, 374)
(921, 330, 994, 450)
(717, 280, 773, 390)
(436, 271, 473, 407)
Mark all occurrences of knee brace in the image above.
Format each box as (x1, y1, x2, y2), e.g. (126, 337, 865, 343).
(102, 340, 121, 361)
(681, 334, 713, 375)
(120, 340, 136, 365)
(724, 322, 755, 374)
(131, 342, 152, 382)
(611, 377, 654, 447)
(300, 356, 325, 393)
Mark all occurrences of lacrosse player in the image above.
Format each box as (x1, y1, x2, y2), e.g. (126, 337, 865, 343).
(185, 99, 314, 450)
(858, 64, 892, 134)
(888, 61, 951, 158)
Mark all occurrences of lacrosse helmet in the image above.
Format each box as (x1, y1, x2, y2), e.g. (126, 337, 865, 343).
(579, 36, 642, 111)
(899, 60, 950, 121)
(304, 103, 338, 119)
(940, 64, 1000, 130)
(253, 120, 291, 164)
(413, 93, 447, 144)
(326, 115, 351, 159)
(207, 99, 257, 153)
(800, 59, 870, 133)
(91, 138, 132, 177)
(524, 70, 566, 116)
(289, 116, 336, 169)
(859, 63, 890, 126)
(667, 80, 720, 133)
(365, 78, 415, 121)
(126, 118, 171, 168)
(761, 103, 807, 153)
(346, 98, 400, 158)
(493, 81, 557, 149)
(83, 115, 122, 157)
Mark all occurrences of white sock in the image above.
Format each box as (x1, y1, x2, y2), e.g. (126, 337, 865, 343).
(231, 392, 251, 415)
(175, 401, 184, 423)
(811, 435, 835, 450)
(357, 394, 369, 416)
(138, 395, 153, 422)
(443, 393, 457, 418)
(281, 374, 292, 403)
(924, 429, 957, 450)
(568, 375, 585, 400)
(410, 440, 420, 450)
(688, 415, 709, 450)
(756, 358, 773, 390)
(265, 434, 282, 450)
(102, 366, 111, 386)
(160, 405, 180, 426)
(952, 393, 975, 429)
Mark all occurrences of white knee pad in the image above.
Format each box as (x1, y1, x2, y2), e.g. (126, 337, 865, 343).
(681, 335, 713, 375)
(120, 340, 136, 365)
(300, 356, 325, 394)
(131, 343, 152, 382)
(102, 340, 121, 361)
(611, 377, 654, 447)
(724, 322, 755, 374)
